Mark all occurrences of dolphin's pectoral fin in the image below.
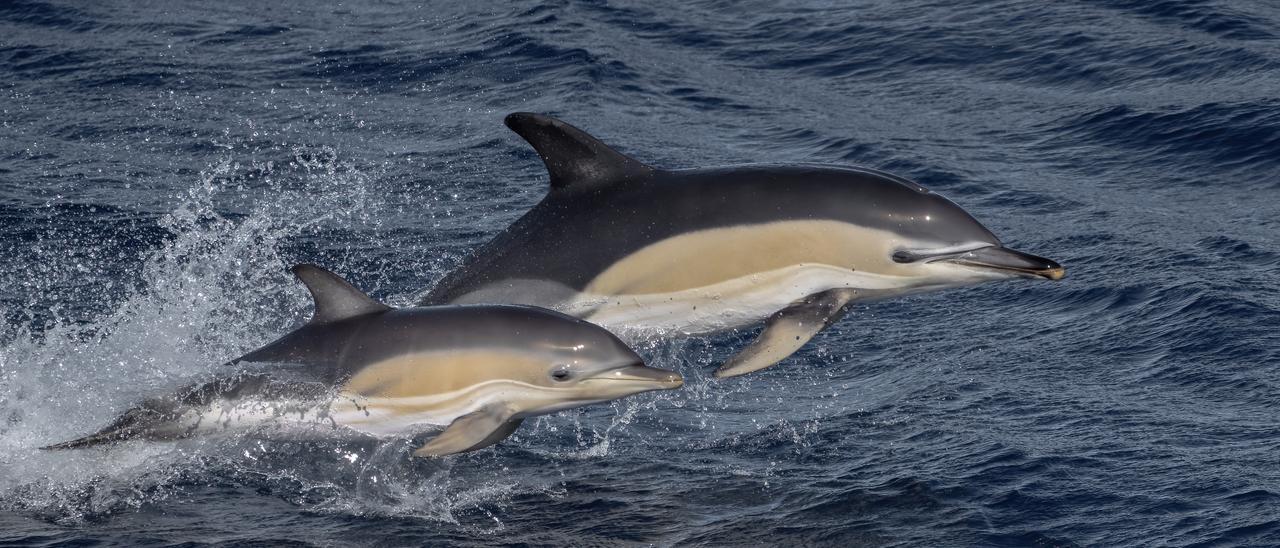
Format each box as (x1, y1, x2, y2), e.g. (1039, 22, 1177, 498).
(413, 405, 523, 458)
(714, 288, 858, 379)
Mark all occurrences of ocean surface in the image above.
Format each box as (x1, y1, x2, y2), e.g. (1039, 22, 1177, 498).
(2, 0, 1279, 545)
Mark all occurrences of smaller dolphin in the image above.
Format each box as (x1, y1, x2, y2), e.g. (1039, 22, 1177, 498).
(43, 264, 681, 457)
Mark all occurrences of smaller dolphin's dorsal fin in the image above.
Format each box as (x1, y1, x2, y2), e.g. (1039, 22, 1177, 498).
(292, 264, 391, 324)
(504, 112, 654, 193)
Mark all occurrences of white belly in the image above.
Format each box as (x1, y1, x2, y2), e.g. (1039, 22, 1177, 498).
(325, 380, 555, 437)
(561, 263, 917, 336)
(183, 393, 459, 439)
(178, 385, 536, 441)
(325, 391, 471, 437)
(186, 398, 337, 435)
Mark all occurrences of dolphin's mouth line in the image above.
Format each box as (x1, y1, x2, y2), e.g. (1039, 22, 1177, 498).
(893, 244, 992, 263)
(591, 377, 683, 386)
(946, 260, 1067, 280)
(906, 245, 1065, 281)
(589, 376, 684, 385)
(586, 364, 684, 387)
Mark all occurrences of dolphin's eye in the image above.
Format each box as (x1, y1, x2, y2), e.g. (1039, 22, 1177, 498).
(550, 366, 572, 382)
(892, 250, 922, 264)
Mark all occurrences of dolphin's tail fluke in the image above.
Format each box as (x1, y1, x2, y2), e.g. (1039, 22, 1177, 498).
(40, 404, 176, 451)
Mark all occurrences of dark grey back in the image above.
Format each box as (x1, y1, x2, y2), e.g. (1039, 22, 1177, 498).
(233, 305, 637, 384)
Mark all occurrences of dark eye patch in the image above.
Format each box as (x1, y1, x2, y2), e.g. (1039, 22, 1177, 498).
(892, 250, 927, 263)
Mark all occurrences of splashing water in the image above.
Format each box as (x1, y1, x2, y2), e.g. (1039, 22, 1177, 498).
(0, 151, 706, 530)
(0, 154, 473, 525)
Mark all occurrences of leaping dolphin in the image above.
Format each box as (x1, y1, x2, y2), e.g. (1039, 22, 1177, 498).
(420, 113, 1065, 378)
(44, 264, 682, 457)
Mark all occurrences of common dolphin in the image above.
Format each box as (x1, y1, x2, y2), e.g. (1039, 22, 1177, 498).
(420, 113, 1066, 378)
(44, 264, 682, 457)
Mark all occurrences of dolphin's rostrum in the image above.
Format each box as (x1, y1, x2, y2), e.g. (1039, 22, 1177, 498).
(44, 264, 682, 457)
(421, 113, 1065, 378)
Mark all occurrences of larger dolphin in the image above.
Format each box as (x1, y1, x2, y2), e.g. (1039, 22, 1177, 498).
(44, 264, 682, 457)
(421, 113, 1065, 378)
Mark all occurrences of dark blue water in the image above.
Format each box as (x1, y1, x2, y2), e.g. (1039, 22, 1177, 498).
(3, 1, 1279, 545)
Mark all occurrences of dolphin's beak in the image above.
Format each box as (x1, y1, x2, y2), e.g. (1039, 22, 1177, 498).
(943, 246, 1065, 280)
(603, 364, 684, 388)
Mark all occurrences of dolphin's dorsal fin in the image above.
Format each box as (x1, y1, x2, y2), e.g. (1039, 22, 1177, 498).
(504, 112, 654, 193)
(292, 264, 391, 324)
